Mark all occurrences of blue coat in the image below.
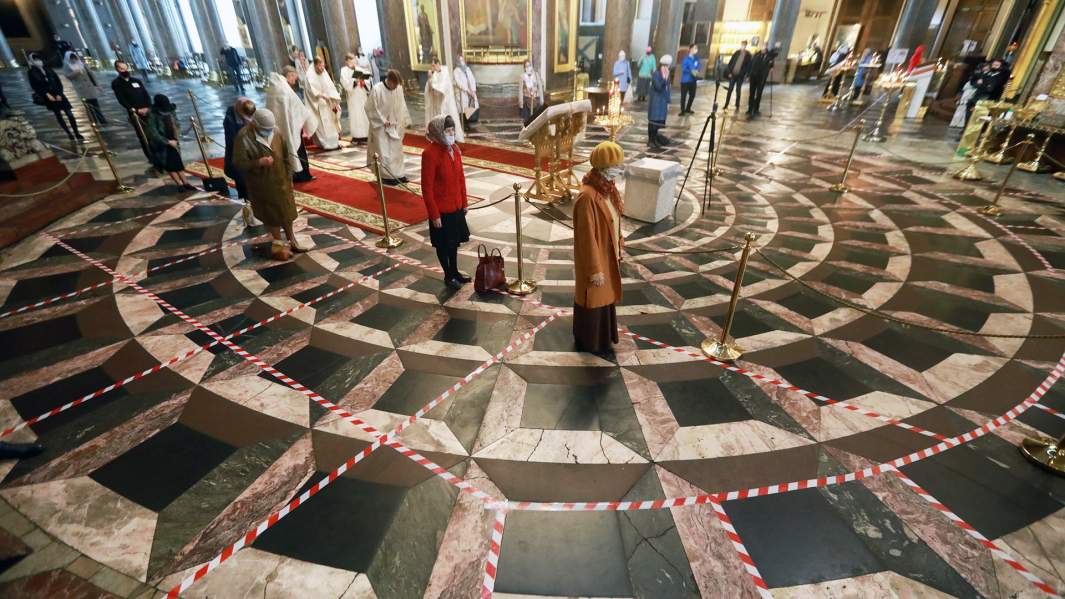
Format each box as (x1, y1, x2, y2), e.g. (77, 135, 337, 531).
(681, 55, 701, 83)
(648, 69, 670, 123)
(612, 59, 633, 92)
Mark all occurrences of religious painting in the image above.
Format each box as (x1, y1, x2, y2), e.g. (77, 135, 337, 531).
(554, 0, 578, 73)
(459, 0, 532, 63)
(402, 0, 442, 71)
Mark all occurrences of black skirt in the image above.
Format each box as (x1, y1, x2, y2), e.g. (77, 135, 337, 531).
(157, 144, 184, 173)
(428, 209, 470, 248)
(573, 303, 618, 354)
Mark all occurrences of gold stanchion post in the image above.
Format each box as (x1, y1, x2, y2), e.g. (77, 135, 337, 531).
(507, 182, 537, 295)
(984, 117, 1019, 164)
(372, 153, 402, 249)
(702, 232, 756, 362)
(84, 102, 133, 193)
(711, 112, 727, 178)
(953, 116, 992, 181)
(186, 90, 213, 145)
(1017, 129, 1052, 173)
(1020, 432, 1065, 477)
(189, 116, 215, 178)
(80, 99, 113, 158)
(830, 119, 864, 193)
(862, 91, 892, 142)
(979, 133, 1034, 216)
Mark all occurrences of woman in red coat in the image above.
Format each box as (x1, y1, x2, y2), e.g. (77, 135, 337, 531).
(421, 114, 471, 289)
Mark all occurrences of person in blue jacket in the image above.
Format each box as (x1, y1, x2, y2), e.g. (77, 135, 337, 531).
(647, 55, 673, 149)
(679, 45, 700, 115)
(612, 50, 633, 95)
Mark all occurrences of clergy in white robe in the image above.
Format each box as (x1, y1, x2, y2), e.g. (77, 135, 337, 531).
(339, 52, 371, 141)
(266, 69, 318, 175)
(305, 57, 342, 150)
(424, 59, 465, 142)
(365, 70, 412, 181)
(453, 57, 479, 120)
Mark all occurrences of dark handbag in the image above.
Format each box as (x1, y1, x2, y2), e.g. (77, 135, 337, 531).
(475, 244, 505, 294)
(31, 92, 45, 106)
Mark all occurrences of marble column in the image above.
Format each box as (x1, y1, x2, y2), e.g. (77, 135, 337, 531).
(1031, 16, 1065, 98)
(888, 0, 940, 60)
(141, 0, 177, 61)
(341, 0, 362, 53)
(191, 0, 225, 73)
(73, 0, 115, 62)
(321, 0, 357, 72)
(650, 0, 683, 61)
(245, 0, 289, 75)
(600, 0, 637, 83)
(0, 29, 16, 67)
(768, 0, 800, 55)
(109, 0, 142, 58)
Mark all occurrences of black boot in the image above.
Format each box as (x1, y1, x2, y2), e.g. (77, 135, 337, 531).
(0, 441, 44, 460)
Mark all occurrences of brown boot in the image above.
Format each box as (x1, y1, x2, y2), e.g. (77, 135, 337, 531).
(270, 240, 293, 261)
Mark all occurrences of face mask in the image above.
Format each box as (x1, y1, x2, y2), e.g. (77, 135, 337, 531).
(257, 128, 273, 138)
(602, 166, 624, 181)
(31, 59, 43, 68)
(619, 53, 626, 61)
(525, 66, 532, 74)
(120, 71, 130, 78)
(691, 49, 698, 56)
(444, 134, 455, 146)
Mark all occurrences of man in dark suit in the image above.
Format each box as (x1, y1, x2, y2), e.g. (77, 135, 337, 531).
(220, 44, 245, 93)
(724, 39, 752, 111)
(111, 60, 153, 161)
(746, 45, 779, 117)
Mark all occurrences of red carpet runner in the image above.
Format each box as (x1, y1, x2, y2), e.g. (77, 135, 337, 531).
(188, 157, 427, 233)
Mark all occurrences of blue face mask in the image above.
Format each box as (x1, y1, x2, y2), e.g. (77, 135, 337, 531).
(257, 128, 273, 138)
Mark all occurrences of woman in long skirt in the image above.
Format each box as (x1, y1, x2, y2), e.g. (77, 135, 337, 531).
(420, 114, 471, 289)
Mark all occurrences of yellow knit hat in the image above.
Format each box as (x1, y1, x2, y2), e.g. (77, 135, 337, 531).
(589, 141, 624, 168)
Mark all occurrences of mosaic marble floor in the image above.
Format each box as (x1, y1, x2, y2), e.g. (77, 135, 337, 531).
(0, 72, 1064, 598)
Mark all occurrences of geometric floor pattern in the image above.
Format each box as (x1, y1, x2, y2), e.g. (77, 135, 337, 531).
(0, 73, 1064, 598)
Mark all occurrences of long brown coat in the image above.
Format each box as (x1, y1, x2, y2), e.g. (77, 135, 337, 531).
(232, 127, 297, 227)
(573, 184, 622, 308)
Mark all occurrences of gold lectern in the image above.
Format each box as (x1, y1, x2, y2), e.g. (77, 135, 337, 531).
(518, 100, 592, 204)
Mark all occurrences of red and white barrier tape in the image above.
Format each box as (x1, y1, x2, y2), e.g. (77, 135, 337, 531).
(0, 234, 272, 322)
(932, 194, 1056, 273)
(890, 467, 1061, 598)
(1, 247, 400, 438)
(481, 509, 507, 599)
(50, 206, 172, 237)
(710, 497, 774, 598)
(1004, 224, 1051, 232)
(1034, 402, 1065, 421)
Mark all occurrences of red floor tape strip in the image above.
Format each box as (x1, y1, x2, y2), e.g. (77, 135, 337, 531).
(51, 206, 173, 237)
(932, 193, 1057, 273)
(710, 497, 774, 598)
(0, 279, 116, 320)
(1034, 403, 1065, 421)
(481, 509, 507, 599)
(890, 467, 1061, 598)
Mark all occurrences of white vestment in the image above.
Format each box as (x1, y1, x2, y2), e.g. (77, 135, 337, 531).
(266, 73, 318, 173)
(340, 65, 370, 139)
(453, 65, 479, 115)
(305, 66, 342, 149)
(365, 81, 412, 176)
(424, 66, 465, 142)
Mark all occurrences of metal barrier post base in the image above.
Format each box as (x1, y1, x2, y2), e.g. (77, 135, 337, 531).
(507, 279, 537, 296)
(829, 182, 849, 193)
(702, 338, 742, 362)
(952, 160, 983, 181)
(375, 235, 403, 249)
(1020, 435, 1065, 476)
(978, 204, 1002, 216)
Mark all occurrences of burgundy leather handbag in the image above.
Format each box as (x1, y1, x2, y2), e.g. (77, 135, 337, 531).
(475, 244, 505, 294)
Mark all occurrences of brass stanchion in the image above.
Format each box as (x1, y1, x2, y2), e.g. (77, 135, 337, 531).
(1020, 432, 1065, 477)
(711, 112, 727, 178)
(984, 117, 1018, 164)
(830, 119, 864, 193)
(1017, 129, 1052, 173)
(84, 102, 133, 193)
(827, 69, 852, 112)
(862, 92, 891, 142)
(372, 153, 402, 249)
(507, 182, 537, 295)
(953, 116, 993, 181)
(979, 133, 1034, 216)
(189, 116, 214, 177)
(80, 99, 113, 158)
(702, 232, 756, 362)
(186, 90, 212, 144)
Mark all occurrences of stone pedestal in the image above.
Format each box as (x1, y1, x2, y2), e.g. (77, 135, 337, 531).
(624, 158, 681, 223)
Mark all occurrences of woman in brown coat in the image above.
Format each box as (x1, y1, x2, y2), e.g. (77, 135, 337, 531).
(573, 141, 626, 354)
(233, 108, 308, 260)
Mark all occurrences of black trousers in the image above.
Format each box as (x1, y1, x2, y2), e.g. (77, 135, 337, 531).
(680, 81, 697, 113)
(725, 75, 745, 109)
(647, 123, 669, 146)
(293, 140, 312, 182)
(227, 67, 244, 93)
(747, 76, 766, 114)
(435, 244, 460, 278)
(51, 107, 80, 139)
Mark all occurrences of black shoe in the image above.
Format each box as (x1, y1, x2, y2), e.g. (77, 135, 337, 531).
(647, 140, 661, 150)
(455, 272, 472, 283)
(0, 441, 44, 460)
(445, 276, 464, 290)
(399, 176, 409, 183)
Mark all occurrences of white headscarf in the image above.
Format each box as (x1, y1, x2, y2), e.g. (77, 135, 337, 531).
(62, 51, 84, 77)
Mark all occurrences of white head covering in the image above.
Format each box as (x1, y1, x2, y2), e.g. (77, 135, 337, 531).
(660, 54, 673, 66)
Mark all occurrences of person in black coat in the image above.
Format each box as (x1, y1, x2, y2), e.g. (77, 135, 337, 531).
(111, 59, 153, 161)
(723, 40, 752, 111)
(27, 52, 82, 141)
(224, 97, 256, 199)
(220, 44, 244, 93)
(965, 59, 1010, 123)
(746, 46, 778, 117)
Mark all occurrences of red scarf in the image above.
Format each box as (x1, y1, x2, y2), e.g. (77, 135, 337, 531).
(582, 169, 623, 214)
